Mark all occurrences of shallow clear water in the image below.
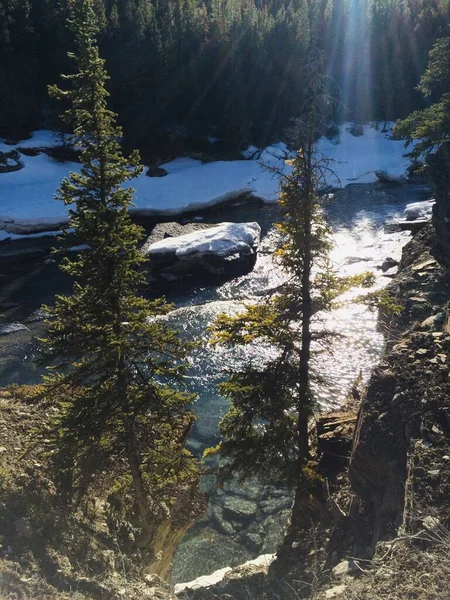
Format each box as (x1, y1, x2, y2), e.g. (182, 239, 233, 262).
(0, 180, 433, 582)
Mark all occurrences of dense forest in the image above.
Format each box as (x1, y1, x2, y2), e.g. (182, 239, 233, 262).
(0, 0, 449, 151)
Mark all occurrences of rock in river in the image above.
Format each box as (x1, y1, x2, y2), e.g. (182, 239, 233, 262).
(222, 496, 258, 521)
(143, 221, 261, 279)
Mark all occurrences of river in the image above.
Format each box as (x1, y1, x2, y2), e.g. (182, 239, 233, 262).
(0, 179, 433, 582)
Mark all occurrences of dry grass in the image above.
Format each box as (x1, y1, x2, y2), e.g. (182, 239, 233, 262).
(323, 542, 450, 600)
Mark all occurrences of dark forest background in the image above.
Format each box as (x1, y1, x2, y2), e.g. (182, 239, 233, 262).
(0, 0, 449, 155)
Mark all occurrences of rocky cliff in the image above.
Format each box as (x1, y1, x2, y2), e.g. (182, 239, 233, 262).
(350, 224, 450, 541)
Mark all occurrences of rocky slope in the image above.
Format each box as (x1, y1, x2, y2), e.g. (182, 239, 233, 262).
(0, 386, 206, 599)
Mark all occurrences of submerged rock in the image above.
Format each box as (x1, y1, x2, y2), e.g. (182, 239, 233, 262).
(222, 496, 258, 521)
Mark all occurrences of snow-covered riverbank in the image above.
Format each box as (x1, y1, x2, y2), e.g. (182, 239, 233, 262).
(0, 123, 416, 240)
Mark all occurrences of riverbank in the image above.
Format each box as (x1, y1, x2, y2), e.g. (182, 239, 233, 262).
(0, 122, 418, 241)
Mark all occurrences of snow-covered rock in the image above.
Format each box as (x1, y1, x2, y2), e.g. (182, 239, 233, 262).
(375, 169, 407, 183)
(145, 222, 261, 262)
(404, 199, 435, 221)
(144, 222, 261, 280)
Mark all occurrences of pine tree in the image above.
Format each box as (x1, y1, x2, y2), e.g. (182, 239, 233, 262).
(39, 0, 199, 546)
(395, 36, 450, 267)
(207, 48, 373, 509)
(394, 36, 450, 157)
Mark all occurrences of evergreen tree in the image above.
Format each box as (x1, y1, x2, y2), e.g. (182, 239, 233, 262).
(395, 36, 450, 267)
(207, 49, 373, 507)
(39, 0, 198, 547)
(394, 36, 450, 157)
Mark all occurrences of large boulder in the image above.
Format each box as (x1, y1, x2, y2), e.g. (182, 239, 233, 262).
(143, 221, 261, 279)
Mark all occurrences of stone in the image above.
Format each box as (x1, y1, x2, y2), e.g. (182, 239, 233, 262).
(260, 510, 291, 553)
(389, 219, 429, 233)
(427, 143, 450, 268)
(222, 496, 257, 521)
(210, 504, 235, 536)
(420, 313, 445, 330)
(404, 199, 435, 221)
(415, 348, 431, 358)
(411, 258, 438, 272)
(259, 495, 292, 515)
(239, 531, 263, 553)
(423, 516, 440, 532)
(324, 584, 347, 598)
(146, 166, 168, 178)
(427, 469, 440, 477)
(379, 257, 398, 272)
(142, 222, 260, 281)
(0, 323, 30, 336)
(391, 392, 405, 408)
(144, 222, 260, 262)
(332, 560, 353, 576)
(225, 478, 263, 501)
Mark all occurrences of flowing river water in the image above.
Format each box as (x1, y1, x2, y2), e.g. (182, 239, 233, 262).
(0, 179, 433, 582)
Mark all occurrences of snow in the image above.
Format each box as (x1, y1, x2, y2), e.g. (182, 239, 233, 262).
(145, 222, 261, 260)
(316, 122, 415, 187)
(0, 123, 418, 239)
(0, 129, 62, 153)
(404, 199, 435, 221)
(174, 553, 274, 593)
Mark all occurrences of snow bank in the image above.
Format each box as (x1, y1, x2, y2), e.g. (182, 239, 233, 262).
(145, 222, 261, 261)
(316, 122, 415, 187)
(0, 130, 62, 153)
(0, 123, 417, 238)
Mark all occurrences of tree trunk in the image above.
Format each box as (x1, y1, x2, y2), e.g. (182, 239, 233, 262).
(123, 413, 152, 526)
(297, 188, 313, 466)
(117, 356, 152, 527)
